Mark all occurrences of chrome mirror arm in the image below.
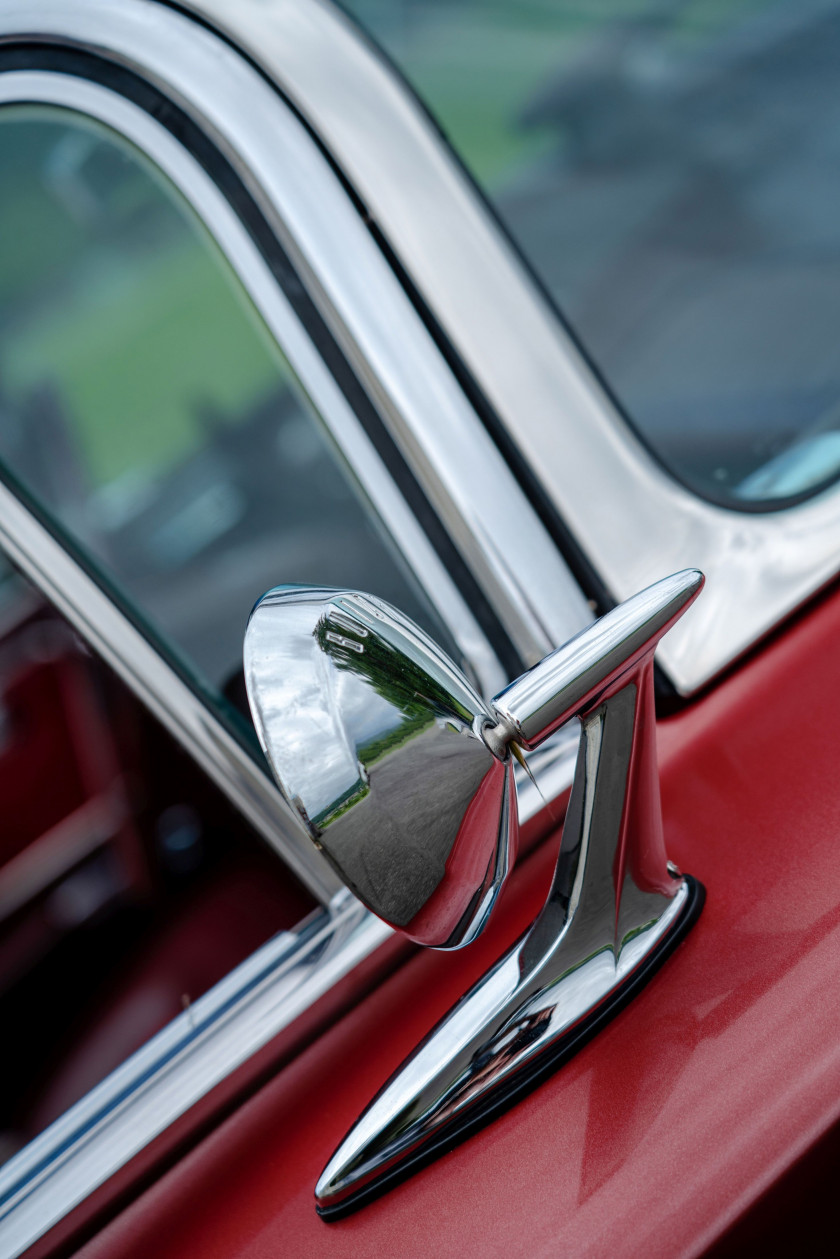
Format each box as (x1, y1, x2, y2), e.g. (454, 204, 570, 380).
(314, 570, 706, 1217)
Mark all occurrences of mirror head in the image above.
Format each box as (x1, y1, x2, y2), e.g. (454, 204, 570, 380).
(244, 587, 517, 948)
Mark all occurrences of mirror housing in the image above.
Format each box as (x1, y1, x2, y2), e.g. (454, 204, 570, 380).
(244, 587, 516, 948)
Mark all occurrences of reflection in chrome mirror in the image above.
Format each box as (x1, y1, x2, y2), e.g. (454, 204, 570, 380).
(244, 587, 516, 948)
(245, 572, 707, 1216)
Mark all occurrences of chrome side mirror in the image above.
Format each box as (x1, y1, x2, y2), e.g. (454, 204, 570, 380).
(244, 570, 705, 1217)
(243, 587, 515, 948)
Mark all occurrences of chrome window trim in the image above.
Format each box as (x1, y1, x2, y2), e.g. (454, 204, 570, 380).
(0, 66, 516, 902)
(0, 0, 594, 672)
(173, 0, 840, 694)
(0, 65, 508, 696)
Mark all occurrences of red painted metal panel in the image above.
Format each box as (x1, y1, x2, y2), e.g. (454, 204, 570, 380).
(76, 583, 840, 1257)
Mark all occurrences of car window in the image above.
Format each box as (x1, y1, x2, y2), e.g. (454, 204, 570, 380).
(346, 0, 840, 509)
(0, 103, 458, 739)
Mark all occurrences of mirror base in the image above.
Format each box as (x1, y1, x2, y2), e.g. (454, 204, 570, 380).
(315, 875, 704, 1220)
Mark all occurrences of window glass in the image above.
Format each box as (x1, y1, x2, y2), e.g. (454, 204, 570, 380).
(0, 104, 457, 737)
(347, 0, 840, 508)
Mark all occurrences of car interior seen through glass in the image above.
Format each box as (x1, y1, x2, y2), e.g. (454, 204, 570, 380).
(0, 555, 314, 1168)
(346, 0, 840, 508)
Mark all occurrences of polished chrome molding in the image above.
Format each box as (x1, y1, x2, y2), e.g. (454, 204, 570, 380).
(315, 572, 706, 1216)
(168, 0, 840, 693)
(0, 0, 594, 670)
(0, 894, 389, 1259)
(0, 63, 512, 901)
(0, 477, 340, 904)
(0, 745, 578, 1259)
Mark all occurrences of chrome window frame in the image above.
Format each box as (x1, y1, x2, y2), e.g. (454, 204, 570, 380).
(0, 65, 512, 899)
(176, 0, 840, 694)
(0, 0, 593, 672)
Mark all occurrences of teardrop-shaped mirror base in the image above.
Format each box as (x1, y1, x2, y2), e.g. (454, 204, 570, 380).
(316, 876, 703, 1221)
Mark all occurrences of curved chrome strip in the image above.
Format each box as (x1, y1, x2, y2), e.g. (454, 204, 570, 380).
(171, 0, 840, 693)
(0, 0, 594, 670)
(0, 751, 576, 1259)
(0, 67, 513, 899)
